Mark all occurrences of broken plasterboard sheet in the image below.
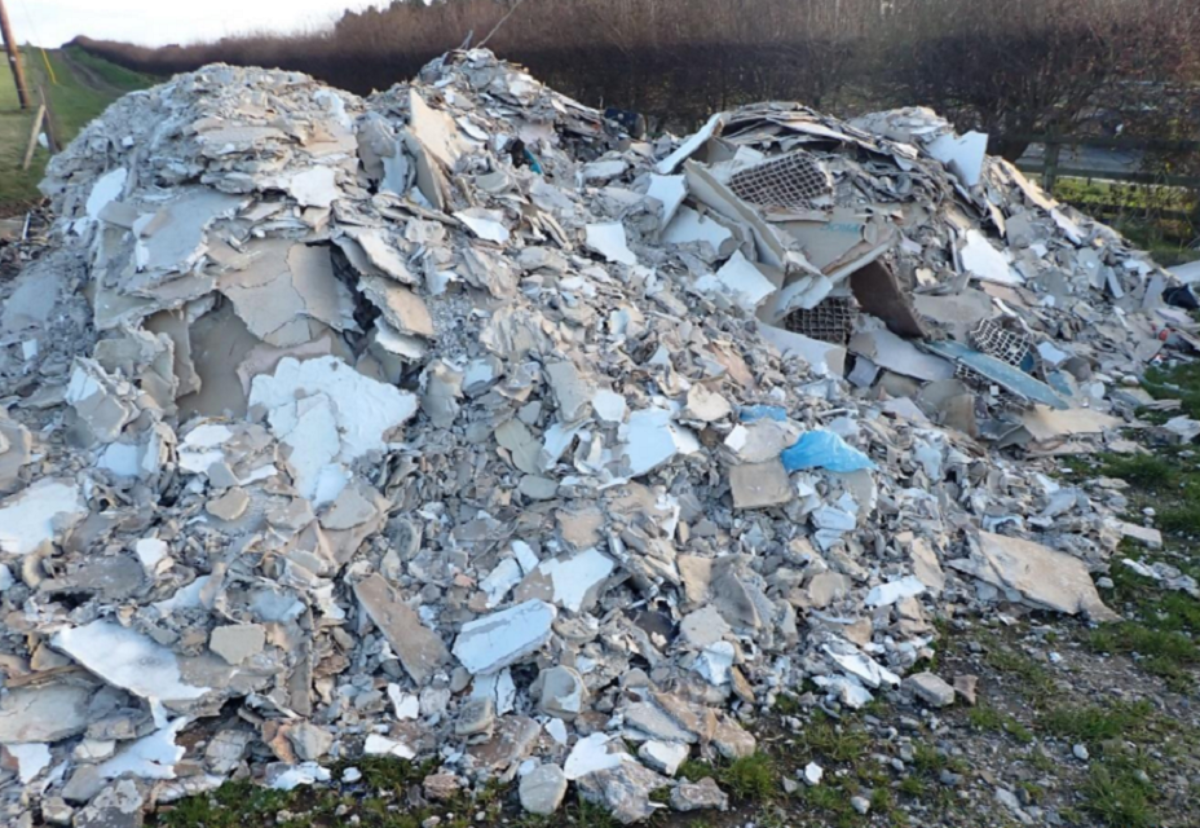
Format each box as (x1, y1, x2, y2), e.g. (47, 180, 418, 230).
(176, 303, 263, 419)
(336, 228, 417, 284)
(848, 260, 927, 339)
(656, 113, 724, 175)
(248, 356, 418, 501)
(408, 88, 470, 170)
(519, 548, 615, 613)
(287, 167, 340, 209)
(926, 131, 987, 188)
(646, 174, 687, 228)
(729, 459, 794, 509)
(452, 600, 557, 675)
(359, 276, 436, 339)
(65, 358, 138, 443)
(96, 718, 187, 781)
(692, 251, 776, 313)
(959, 230, 1023, 286)
(619, 408, 701, 478)
(0, 413, 32, 490)
(86, 168, 128, 220)
(777, 209, 894, 280)
(218, 240, 359, 346)
(1018, 407, 1122, 443)
(849, 327, 955, 383)
(662, 207, 736, 257)
(132, 188, 243, 280)
(52, 621, 212, 704)
(924, 339, 1071, 410)
(912, 289, 994, 342)
(455, 208, 511, 244)
(683, 161, 792, 271)
(756, 324, 847, 377)
(584, 223, 638, 267)
(0, 477, 87, 556)
(354, 574, 451, 683)
(952, 531, 1118, 621)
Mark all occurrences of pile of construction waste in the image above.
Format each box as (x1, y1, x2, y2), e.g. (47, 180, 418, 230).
(0, 50, 1194, 826)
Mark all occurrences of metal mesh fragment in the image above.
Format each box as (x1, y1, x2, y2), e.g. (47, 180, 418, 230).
(729, 151, 832, 211)
(969, 318, 1032, 369)
(784, 297, 858, 345)
(954, 364, 1026, 410)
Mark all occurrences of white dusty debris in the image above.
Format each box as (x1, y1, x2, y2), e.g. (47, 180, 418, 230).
(0, 49, 1190, 824)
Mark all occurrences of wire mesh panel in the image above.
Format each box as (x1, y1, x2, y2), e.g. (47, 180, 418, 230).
(729, 151, 832, 211)
(969, 318, 1032, 369)
(784, 297, 859, 345)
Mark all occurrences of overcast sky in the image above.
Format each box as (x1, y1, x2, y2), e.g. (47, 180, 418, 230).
(10, 1, 389, 48)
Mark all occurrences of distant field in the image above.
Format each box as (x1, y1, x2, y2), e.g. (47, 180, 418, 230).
(0, 46, 155, 215)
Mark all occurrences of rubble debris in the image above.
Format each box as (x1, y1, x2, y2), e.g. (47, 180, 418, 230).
(903, 672, 957, 708)
(670, 777, 729, 812)
(519, 764, 568, 815)
(952, 532, 1119, 621)
(0, 47, 1187, 825)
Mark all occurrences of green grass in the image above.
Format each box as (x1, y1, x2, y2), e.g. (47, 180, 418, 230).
(965, 703, 1034, 744)
(720, 753, 778, 801)
(797, 714, 871, 763)
(1040, 701, 1154, 744)
(63, 45, 158, 92)
(1052, 178, 1200, 269)
(1080, 750, 1161, 828)
(0, 55, 47, 211)
(1054, 178, 1195, 214)
(984, 643, 1055, 703)
(0, 48, 152, 213)
(1143, 361, 1200, 420)
(38, 49, 121, 143)
(679, 753, 778, 802)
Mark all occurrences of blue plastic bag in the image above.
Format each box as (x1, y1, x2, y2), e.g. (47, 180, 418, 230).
(781, 429, 876, 473)
(739, 405, 788, 423)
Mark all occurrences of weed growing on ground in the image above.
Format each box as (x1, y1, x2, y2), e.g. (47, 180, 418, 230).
(1041, 701, 1154, 744)
(720, 753, 779, 801)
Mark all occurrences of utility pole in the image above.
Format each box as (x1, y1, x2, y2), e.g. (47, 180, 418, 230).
(0, 0, 30, 109)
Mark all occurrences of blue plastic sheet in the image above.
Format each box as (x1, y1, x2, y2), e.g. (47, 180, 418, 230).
(781, 429, 876, 473)
(739, 405, 788, 423)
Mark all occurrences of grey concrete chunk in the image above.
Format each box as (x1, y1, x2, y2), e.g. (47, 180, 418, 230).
(355, 574, 451, 683)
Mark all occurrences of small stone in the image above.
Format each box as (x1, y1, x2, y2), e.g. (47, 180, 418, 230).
(536, 666, 588, 721)
(423, 773, 461, 801)
(637, 740, 689, 776)
(41, 797, 73, 826)
(287, 722, 333, 762)
(1073, 744, 1089, 761)
(209, 623, 266, 666)
(952, 674, 978, 706)
(903, 671, 956, 708)
(519, 764, 568, 815)
(62, 765, 106, 804)
(995, 787, 1023, 814)
(205, 487, 251, 521)
(455, 697, 496, 739)
(804, 762, 823, 786)
(72, 779, 144, 828)
(670, 777, 729, 812)
(342, 767, 362, 783)
(850, 795, 871, 815)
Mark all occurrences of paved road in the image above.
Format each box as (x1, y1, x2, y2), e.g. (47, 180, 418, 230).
(1018, 142, 1145, 178)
